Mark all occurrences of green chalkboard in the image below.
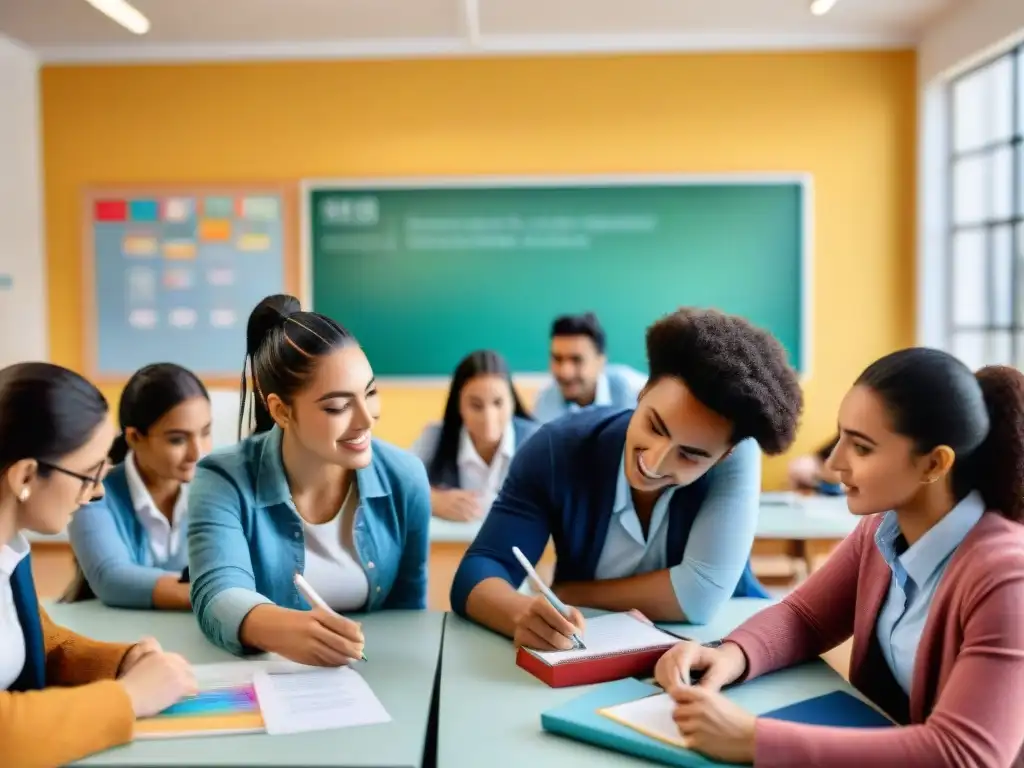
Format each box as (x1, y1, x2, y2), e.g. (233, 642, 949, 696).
(307, 179, 806, 376)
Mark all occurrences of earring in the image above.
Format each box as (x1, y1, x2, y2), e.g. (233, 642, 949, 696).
(17, 488, 29, 502)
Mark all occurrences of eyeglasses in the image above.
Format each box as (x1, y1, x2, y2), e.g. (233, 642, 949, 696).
(36, 459, 110, 503)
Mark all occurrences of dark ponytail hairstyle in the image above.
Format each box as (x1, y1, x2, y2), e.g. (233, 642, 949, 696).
(855, 347, 1024, 521)
(240, 294, 357, 438)
(428, 350, 531, 485)
(109, 363, 210, 465)
(0, 362, 109, 474)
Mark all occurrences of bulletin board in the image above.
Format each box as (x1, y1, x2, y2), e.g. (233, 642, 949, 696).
(83, 185, 299, 386)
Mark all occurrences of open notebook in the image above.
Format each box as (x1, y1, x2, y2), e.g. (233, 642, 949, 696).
(516, 612, 681, 687)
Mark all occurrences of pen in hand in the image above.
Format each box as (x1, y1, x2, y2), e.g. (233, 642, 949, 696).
(511, 546, 587, 651)
(294, 573, 368, 662)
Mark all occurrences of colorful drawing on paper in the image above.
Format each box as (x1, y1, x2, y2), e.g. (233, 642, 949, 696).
(134, 683, 265, 739)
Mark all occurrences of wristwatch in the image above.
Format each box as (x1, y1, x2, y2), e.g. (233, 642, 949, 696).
(702, 639, 724, 648)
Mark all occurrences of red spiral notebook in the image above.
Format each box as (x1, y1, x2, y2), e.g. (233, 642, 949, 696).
(516, 611, 681, 688)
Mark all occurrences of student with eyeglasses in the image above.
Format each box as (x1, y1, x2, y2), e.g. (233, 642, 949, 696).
(68, 363, 212, 608)
(0, 362, 196, 766)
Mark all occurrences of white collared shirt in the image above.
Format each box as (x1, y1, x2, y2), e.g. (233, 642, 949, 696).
(124, 451, 188, 563)
(0, 533, 30, 690)
(456, 425, 516, 514)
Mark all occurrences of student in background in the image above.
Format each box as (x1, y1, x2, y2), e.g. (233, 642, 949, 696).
(0, 363, 195, 766)
(410, 350, 538, 522)
(787, 434, 844, 495)
(532, 312, 646, 423)
(188, 294, 431, 663)
(68, 363, 211, 609)
(654, 349, 1024, 767)
(452, 309, 803, 650)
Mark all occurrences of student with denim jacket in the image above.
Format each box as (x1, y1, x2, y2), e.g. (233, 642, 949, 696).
(187, 294, 431, 662)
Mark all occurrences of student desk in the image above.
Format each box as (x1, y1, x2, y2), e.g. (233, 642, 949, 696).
(438, 598, 867, 768)
(752, 494, 858, 578)
(45, 602, 444, 767)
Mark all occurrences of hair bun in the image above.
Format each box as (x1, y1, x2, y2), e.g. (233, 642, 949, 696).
(246, 294, 301, 356)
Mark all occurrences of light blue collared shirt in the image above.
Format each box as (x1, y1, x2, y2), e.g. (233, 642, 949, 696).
(532, 364, 646, 424)
(593, 438, 762, 623)
(875, 491, 985, 694)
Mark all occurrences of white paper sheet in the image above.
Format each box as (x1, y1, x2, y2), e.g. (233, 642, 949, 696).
(600, 692, 686, 747)
(253, 666, 392, 735)
(527, 612, 678, 665)
(193, 658, 317, 690)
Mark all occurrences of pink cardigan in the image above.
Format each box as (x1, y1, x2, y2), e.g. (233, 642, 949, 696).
(726, 511, 1024, 768)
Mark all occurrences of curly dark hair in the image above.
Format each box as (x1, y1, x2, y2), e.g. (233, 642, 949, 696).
(858, 348, 1024, 522)
(645, 308, 802, 455)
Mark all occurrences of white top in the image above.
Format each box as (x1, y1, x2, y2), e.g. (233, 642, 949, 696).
(125, 451, 188, 562)
(301, 481, 370, 612)
(0, 533, 31, 690)
(457, 425, 516, 513)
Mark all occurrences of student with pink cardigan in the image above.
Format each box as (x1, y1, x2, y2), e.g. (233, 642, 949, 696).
(655, 348, 1024, 768)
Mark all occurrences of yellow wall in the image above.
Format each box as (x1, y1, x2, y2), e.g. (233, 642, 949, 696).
(40, 51, 917, 488)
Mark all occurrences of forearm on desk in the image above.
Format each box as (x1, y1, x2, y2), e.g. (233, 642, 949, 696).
(464, 578, 534, 638)
(555, 570, 687, 622)
(152, 575, 192, 610)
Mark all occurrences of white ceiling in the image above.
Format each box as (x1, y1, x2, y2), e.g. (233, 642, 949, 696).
(0, 0, 959, 63)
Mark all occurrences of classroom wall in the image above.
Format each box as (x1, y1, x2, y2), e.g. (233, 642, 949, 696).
(40, 51, 917, 488)
(0, 37, 47, 367)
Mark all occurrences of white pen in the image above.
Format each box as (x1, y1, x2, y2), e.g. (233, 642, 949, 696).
(511, 546, 586, 650)
(293, 572, 367, 661)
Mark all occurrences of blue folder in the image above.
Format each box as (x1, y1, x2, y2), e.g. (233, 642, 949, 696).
(541, 678, 893, 767)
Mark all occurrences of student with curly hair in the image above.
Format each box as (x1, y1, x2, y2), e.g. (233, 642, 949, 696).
(450, 308, 803, 650)
(654, 349, 1024, 767)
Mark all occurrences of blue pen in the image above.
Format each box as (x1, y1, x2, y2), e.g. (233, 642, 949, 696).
(511, 546, 587, 650)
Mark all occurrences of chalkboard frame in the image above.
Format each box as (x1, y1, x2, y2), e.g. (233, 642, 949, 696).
(300, 173, 813, 383)
(82, 183, 301, 388)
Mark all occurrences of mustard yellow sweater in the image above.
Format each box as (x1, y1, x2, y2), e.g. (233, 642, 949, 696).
(2, 607, 134, 767)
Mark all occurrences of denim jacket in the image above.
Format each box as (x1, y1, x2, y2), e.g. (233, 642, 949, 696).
(187, 426, 430, 655)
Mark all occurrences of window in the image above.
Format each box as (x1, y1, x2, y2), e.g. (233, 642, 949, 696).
(947, 46, 1024, 369)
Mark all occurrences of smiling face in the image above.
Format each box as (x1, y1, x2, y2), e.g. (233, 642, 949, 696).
(827, 384, 948, 516)
(623, 377, 735, 492)
(267, 345, 380, 469)
(128, 396, 212, 483)
(550, 335, 606, 405)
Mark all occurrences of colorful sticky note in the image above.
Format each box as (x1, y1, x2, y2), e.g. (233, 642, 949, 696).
(130, 199, 160, 222)
(210, 309, 237, 328)
(122, 234, 158, 257)
(168, 307, 198, 329)
(237, 233, 271, 251)
(203, 196, 234, 218)
(128, 309, 158, 329)
(199, 219, 232, 242)
(163, 240, 197, 260)
(163, 197, 194, 222)
(163, 268, 193, 289)
(127, 267, 157, 304)
(206, 268, 234, 286)
(240, 196, 279, 221)
(95, 199, 128, 222)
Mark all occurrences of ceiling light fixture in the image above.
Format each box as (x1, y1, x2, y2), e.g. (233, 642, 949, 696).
(82, 0, 151, 35)
(809, 0, 839, 16)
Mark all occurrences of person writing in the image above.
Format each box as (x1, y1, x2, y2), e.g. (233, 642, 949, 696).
(410, 350, 538, 521)
(0, 362, 195, 766)
(187, 294, 431, 663)
(654, 349, 1024, 767)
(451, 308, 803, 649)
(532, 312, 646, 423)
(68, 363, 211, 609)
